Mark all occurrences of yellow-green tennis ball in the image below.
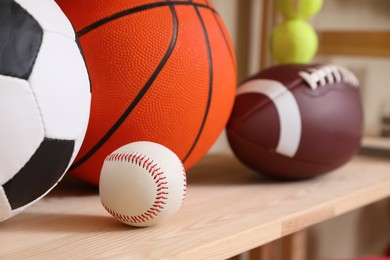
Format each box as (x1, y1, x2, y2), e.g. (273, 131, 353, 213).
(276, 0, 324, 19)
(271, 19, 318, 64)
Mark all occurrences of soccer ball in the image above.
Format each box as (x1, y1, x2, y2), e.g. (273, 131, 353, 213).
(0, 0, 91, 222)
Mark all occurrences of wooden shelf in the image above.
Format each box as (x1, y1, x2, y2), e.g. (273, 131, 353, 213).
(362, 136, 390, 151)
(317, 31, 390, 57)
(1, 152, 390, 259)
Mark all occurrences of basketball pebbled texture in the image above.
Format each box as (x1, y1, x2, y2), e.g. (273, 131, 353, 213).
(227, 64, 363, 179)
(56, 0, 237, 185)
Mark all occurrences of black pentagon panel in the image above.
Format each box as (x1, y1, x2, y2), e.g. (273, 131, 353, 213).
(3, 138, 74, 210)
(0, 1, 43, 79)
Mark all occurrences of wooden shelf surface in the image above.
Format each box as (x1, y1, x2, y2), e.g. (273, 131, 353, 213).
(1, 152, 390, 259)
(362, 136, 390, 151)
(317, 31, 390, 57)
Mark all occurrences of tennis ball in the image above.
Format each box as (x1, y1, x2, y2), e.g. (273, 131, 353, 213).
(271, 19, 318, 64)
(276, 0, 324, 19)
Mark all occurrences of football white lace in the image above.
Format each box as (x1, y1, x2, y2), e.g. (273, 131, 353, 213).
(299, 65, 359, 90)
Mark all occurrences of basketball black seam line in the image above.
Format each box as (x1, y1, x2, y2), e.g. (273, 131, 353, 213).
(203, 0, 236, 70)
(212, 11, 236, 72)
(77, 1, 217, 37)
(182, 0, 213, 163)
(70, 2, 179, 170)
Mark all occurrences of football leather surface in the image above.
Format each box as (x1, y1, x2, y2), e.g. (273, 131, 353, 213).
(227, 64, 363, 179)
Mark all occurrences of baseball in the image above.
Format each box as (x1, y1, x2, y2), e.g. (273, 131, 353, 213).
(99, 141, 187, 227)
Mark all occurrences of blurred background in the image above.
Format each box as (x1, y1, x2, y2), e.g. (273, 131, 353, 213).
(208, 0, 390, 258)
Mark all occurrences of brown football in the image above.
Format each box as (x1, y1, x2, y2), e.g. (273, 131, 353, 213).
(226, 64, 363, 179)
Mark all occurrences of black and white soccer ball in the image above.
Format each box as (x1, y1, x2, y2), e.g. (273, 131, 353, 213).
(0, 0, 91, 222)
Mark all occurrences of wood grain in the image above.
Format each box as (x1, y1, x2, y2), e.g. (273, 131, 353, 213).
(1, 152, 390, 259)
(259, 0, 272, 70)
(249, 242, 276, 260)
(281, 230, 308, 260)
(318, 31, 390, 57)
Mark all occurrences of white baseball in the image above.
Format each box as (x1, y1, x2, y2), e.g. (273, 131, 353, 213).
(99, 141, 187, 227)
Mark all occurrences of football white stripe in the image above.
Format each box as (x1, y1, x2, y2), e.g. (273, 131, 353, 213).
(237, 79, 302, 157)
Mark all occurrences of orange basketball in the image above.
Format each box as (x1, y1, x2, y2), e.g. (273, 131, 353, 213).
(56, 0, 237, 185)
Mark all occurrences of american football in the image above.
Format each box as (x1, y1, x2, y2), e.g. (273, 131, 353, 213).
(227, 64, 363, 179)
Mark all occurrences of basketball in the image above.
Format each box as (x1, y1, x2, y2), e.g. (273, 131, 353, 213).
(56, 0, 237, 185)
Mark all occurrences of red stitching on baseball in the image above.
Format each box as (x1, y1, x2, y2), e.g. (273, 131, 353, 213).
(147, 209, 157, 217)
(103, 151, 176, 224)
(146, 160, 153, 170)
(151, 168, 161, 180)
